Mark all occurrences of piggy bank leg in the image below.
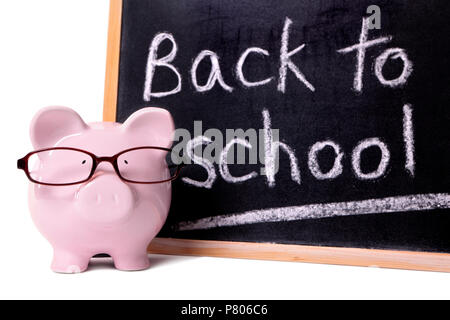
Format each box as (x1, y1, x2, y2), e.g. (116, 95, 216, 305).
(112, 248, 150, 271)
(51, 248, 90, 274)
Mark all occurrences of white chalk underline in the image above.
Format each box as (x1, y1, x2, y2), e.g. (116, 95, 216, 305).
(175, 193, 450, 231)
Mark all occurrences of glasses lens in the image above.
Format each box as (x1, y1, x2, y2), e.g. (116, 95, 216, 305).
(28, 149, 93, 184)
(117, 148, 174, 183)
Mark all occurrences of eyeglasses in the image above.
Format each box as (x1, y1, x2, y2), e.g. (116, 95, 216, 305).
(17, 147, 184, 186)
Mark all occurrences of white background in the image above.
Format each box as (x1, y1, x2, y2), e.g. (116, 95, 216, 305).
(0, 0, 448, 300)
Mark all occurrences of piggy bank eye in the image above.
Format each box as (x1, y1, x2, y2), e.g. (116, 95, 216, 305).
(82, 160, 87, 165)
(124, 160, 129, 165)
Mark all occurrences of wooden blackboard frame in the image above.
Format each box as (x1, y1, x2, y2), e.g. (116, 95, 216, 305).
(103, 0, 450, 272)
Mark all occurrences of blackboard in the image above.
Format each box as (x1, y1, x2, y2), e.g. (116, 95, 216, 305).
(104, 0, 450, 271)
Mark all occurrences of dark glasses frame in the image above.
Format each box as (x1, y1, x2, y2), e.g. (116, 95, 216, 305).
(17, 146, 184, 186)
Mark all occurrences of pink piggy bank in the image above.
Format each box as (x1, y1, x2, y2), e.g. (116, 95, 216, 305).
(19, 106, 177, 273)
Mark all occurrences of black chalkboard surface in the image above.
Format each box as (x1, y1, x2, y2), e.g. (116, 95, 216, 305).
(104, 0, 450, 270)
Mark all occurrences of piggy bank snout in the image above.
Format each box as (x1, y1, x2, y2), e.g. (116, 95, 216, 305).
(76, 175, 134, 226)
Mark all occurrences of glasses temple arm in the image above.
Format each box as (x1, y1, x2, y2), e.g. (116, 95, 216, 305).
(17, 159, 26, 170)
(168, 163, 187, 169)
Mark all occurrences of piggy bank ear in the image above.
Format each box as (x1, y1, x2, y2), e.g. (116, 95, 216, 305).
(122, 107, 175, 148)
(30, 106, 88, 149)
